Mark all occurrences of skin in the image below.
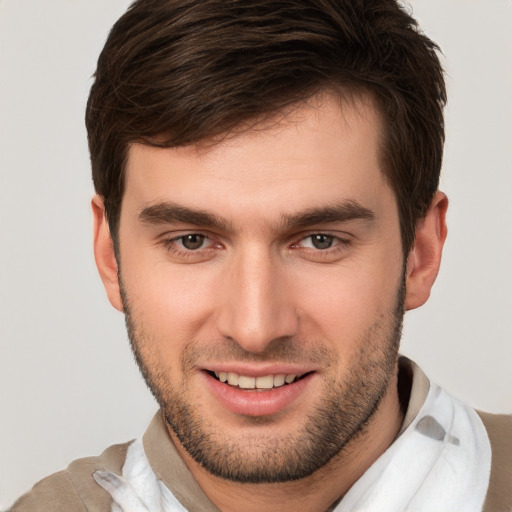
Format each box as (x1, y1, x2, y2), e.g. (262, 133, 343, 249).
(93, 93, 447, 512)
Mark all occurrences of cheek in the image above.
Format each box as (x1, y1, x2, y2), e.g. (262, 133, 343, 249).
(122, 257, 220, 340)
(293, 257, 403, 347)
(122, 268, 217, 379)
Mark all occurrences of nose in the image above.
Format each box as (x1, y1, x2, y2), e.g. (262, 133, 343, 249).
(216, 246, 299, 353)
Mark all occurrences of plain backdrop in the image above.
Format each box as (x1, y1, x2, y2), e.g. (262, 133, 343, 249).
(1, 0, 511, 508)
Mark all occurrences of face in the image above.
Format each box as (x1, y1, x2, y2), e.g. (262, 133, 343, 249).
(114, 94, 406, 482)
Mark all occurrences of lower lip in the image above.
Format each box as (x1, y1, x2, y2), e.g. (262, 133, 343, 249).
(203, 371, 315, 417)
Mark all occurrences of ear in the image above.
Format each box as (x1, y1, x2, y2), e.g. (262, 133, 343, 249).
(405, 191, 448, 311)
(92, 195, 123, 312)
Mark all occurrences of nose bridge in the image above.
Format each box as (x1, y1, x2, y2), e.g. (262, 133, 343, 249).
(217, 244, 297, 352)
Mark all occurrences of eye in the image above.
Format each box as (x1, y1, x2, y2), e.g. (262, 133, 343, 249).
(179, 234, 206, 250)
(291, 233, 352, 262)
(309, 234, 335, 250)
(301, 234, 337, 250)
(160, 233, 222, 263)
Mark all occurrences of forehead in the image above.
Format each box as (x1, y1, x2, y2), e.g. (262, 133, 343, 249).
(123, 93, 393, 222)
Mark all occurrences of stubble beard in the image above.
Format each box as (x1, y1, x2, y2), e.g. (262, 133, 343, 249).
(120, 277, 405, 484)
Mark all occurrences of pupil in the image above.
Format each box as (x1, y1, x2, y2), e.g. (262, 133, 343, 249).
(312, 234, 332, 250)
(182, 234, 204, 250)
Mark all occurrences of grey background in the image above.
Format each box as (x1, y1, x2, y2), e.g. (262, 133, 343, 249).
(1, 0, 511, 507)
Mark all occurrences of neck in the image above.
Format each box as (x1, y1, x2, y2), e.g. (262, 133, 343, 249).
(169, 373, 404, 512)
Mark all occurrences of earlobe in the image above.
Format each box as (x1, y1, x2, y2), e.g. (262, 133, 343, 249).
(405, 191, 448, 311)
(92, 195, 123, 312)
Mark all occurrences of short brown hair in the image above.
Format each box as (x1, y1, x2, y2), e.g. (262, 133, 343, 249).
(86, 0, 446, 254)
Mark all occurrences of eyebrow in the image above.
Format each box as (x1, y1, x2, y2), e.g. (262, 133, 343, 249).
(139, 202, 233, 231)
(139, 200, 375, 231)
(280, 201, 375, 230)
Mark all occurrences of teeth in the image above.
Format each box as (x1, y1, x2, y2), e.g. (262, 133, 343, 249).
(213, 371, 300, 388)
(238, 376, 256, 389)
(227, 372, 239, 386)
(273, 374, 286, 387)
(256, 375, 274, 389)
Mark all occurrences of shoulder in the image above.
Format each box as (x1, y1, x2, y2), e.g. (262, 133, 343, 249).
(477, 411, 512, 512)
(9, 441, 133, 512)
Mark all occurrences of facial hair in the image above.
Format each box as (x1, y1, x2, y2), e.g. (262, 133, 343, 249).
(120, 275, 405, 484)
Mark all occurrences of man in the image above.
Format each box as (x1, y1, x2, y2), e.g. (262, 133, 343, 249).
(10, 0, 511, 511)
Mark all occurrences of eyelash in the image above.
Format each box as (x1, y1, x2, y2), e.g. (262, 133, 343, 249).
(293, 234, 349, 250)
(161, 234, 219, 259)
(291, 234, 352, 262)
(160, 232, 351, 261)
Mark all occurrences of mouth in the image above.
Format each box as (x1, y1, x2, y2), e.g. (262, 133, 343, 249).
(206, 370, 312, 390)
(203, 368, 316, 416)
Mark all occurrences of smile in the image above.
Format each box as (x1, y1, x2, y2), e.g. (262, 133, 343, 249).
(203, 369, 316, 416)
(212, 371, 304, 389)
